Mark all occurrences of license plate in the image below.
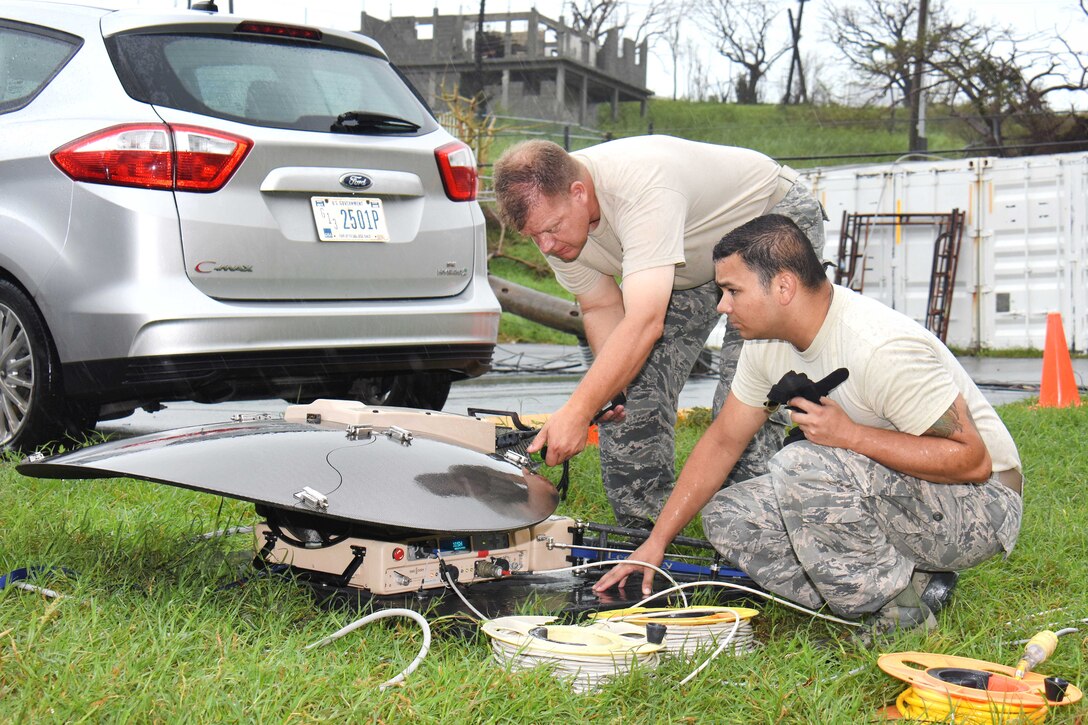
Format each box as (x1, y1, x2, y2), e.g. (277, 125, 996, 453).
(311, 196, 390, 242)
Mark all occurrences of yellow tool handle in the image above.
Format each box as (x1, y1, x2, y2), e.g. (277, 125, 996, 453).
(1014, 630, 1058, 680)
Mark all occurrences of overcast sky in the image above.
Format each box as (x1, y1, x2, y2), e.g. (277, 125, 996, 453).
(62, 0, 1088, 107)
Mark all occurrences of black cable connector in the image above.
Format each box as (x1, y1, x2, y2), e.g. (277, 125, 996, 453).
(644, 622, 667, 645)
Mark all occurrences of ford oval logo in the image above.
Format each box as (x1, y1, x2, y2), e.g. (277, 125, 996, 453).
(340, 173, 373, 190)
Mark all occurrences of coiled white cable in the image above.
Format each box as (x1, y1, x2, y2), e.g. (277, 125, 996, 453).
(489, 640, 661, 693)
(629, 581, 863, 687)
(452, 556, 866, 691)
(483, 616, 662, 693)
(599, 607, 759, 658)
(305, 608, 432, 690)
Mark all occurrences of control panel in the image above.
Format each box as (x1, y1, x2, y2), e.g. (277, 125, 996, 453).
(255, 516, 575, 595)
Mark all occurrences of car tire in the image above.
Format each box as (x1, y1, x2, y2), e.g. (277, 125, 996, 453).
(0, 279, 78, 451)
(354, 372, 451, 411)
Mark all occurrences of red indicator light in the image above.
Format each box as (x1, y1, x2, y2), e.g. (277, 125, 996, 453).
(235, 21, 322, 41)
(392, 547, 405, 561)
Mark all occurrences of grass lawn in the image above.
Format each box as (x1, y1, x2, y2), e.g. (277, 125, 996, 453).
(1, 401, 1086, 722)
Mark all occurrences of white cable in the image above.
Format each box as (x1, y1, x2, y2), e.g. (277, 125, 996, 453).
(678, 611, 743, 687)
(635, 581, 863, 628)
(305, 608, 432, 690)
(1007, 627, 1081, 645)
(439, 558, 687, 620)
(605, 608, 758, 658)
(193, 525, 253, 541)
(441, 563, 491, 621)
(488, 639, 660, 693)
(484, 618, 662, 693)
(529, 560, 690, 608)
(12, 582, 63, 599)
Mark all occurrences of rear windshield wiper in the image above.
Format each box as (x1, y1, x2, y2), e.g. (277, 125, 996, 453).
(331, 111, 421, 134)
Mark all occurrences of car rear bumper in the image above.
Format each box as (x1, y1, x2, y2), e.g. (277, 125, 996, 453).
(62, 342, 496, 403)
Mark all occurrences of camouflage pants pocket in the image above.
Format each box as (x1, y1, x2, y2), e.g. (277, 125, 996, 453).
(875, 477, 1015, 571)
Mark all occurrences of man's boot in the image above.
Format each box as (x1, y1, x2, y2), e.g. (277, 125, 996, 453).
(857, 585, 937, 646)
(911, 570, 959, 614)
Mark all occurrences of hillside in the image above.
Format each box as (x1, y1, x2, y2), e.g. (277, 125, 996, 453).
(596, 99, 970, 166)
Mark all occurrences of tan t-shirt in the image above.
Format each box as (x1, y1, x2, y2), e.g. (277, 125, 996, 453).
(731, 286, 1022, 476)
(548, 135, 787, 294)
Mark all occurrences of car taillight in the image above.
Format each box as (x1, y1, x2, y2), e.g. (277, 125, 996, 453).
(172, 125, 252, 191)
(51, 124, 252, 192)
(435, 141, 478, 202)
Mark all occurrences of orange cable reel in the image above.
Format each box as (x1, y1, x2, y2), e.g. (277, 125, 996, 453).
(878, 650, 1082, 723)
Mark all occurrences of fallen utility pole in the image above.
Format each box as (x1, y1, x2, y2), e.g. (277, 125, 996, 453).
(487, 274, 585, 338)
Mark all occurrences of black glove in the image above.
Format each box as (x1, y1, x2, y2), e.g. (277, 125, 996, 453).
(765, 368, 850, 445)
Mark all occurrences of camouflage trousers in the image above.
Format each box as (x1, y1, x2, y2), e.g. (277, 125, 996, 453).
(598, 181, 826, 528)
(702, 442, 1023, 618)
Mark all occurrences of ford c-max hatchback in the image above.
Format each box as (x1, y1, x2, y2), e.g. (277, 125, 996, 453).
(0, 1, 499, 450)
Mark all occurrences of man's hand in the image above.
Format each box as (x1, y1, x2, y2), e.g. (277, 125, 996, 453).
(787, 396, 858, 449)
(526, 404, 590, 466)
(527, 394, 627, 466)
(591, 540, 666, 596)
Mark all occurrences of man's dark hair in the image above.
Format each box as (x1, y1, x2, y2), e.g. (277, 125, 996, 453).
(713, 214, 826, 290)
(492, 140, 580, 231)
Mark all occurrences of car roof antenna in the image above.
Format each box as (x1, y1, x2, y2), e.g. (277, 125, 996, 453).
(190, 1, 219, 12)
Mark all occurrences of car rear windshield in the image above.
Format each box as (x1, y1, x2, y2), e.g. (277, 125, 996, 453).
(108, 31, 436, 134)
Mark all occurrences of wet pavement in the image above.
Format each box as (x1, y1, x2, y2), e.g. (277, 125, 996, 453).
(97, 344, 1087, 438)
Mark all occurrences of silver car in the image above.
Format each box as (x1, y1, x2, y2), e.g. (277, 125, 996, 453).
(0, 1, 500, 450)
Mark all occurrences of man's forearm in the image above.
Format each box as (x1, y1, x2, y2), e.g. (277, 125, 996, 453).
(793, 395, 993, 484)
(566, 312, 662, 420)
(846, 425, 992, 483)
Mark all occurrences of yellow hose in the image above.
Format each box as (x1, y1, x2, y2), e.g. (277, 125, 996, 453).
(895, 685, 1048, 724)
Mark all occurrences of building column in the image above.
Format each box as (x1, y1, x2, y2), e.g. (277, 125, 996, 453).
(501, 68, 510, 109)
(579, 73, 588, 125)
(611, 87, 620, 121)
(555, 64, 566, 117)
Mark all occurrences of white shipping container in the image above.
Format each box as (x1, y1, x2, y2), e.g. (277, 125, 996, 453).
(797, 152, 1088, 353)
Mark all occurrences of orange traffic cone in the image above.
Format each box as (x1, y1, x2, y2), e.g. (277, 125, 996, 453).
(1039, 312, 1081, 408)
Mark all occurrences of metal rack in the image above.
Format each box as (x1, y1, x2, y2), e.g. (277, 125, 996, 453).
(835, 210, 966, 342)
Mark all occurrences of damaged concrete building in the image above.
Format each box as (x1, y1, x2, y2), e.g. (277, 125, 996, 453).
(360, 10, 652, 125)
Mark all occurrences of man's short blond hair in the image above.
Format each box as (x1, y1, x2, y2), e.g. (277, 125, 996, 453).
(492, 140, 581, 231)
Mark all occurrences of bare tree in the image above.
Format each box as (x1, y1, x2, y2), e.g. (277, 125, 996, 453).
(656, 0, 695, 100)
(825, 0, 973, 108)
(566, 0, 624, 42)
(566, 0, 670, 46)
(699, 0, 790, 104)
(930, 23, 1088, 154)
(685, 42, 713, 101)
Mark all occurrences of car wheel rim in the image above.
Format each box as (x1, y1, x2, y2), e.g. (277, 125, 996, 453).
(0, 303, 34, 444)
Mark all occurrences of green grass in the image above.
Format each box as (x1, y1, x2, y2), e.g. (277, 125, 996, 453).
(2, 402, 1086, 722)
(596, 100, 970, 167)
(489, 100, 978, 167)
